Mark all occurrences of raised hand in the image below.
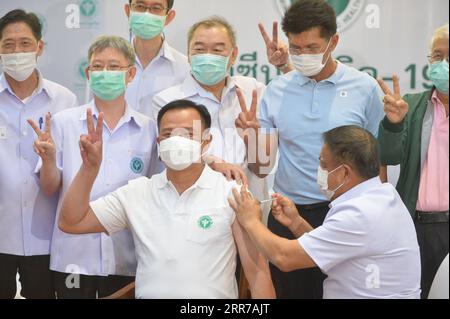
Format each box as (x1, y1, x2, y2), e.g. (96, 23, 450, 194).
(378, 75, 409, 124)
(259, 22, 290, 68)
(235, 88, 260, 144)
(79, 108, 104, 170)
(28, 113, 56, 162)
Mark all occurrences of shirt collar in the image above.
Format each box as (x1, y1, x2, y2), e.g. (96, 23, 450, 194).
(79, 100, 145, 128)
(295, 60, 345, 86)
(181, 74, 237, 101)
(0, 69, 54, 100)
(329, 177, 382, 209)
(156, 165, 216, 190)
(134, 38, 176, 68)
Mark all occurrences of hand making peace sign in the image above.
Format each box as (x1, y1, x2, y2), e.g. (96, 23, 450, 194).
(28, 112, 56, 162)
(235, 88, 260, 143)
(259, 22, 290, 69)
(79, 108, 104, 170)
(378, 75, 409, 125)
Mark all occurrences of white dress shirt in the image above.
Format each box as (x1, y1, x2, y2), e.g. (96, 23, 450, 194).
(0, 72, 78, 256)
(91, 165, 240, 299)
(298, 177, 421, 299)
(125, 40, 190, 117)
(36, 101, 162, 276)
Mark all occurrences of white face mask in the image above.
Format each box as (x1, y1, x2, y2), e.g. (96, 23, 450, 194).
(0, 51, 38, 81)
(159, 136, 203, 171)
(317, 164, 345, 200)
(291, 39, 332, 77)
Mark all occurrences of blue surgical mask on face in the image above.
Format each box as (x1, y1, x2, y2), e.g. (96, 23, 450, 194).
(428, 60, 449, 95)
(190, 54, 230, 86)
(129, 11, 166, 40)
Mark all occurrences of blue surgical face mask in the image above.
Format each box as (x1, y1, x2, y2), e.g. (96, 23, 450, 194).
(129, 11, 166, 40)
(190, 54, 230, 86)
(89, 70, 127, 101)
(428, 59, 449, 95)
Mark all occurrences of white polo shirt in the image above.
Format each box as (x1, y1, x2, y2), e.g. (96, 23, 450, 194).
(0, 72, 77, 256)
(36, 101, 162, 276)
(298, 177, 421, 299)
(125, 40, 190, 117)
(91, 165, 240, 299)
(153, 75, 266, 165)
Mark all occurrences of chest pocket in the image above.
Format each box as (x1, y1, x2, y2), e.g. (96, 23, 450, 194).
(186, 207, 233, 244)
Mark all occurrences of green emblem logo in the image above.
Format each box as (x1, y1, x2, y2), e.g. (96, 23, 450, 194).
(198, 216, 214, 230)
(36, 13, 47, 36)
(130, 157, 144, 174)
(276, 0, 366, 32)
(80, 0, 96, 17)
(76, 58, 89, 80)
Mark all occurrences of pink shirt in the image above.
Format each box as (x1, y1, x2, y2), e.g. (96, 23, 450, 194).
(417, 91, 449, 212)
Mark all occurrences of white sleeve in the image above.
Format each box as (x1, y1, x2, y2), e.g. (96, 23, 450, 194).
(90, 185, 130, 235)
(298, 207, 370, 273)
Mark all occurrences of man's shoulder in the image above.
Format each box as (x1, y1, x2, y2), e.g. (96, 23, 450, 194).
(339, 63, 378, 89)
(42, 78, 77, 101)
(232, 75, 265, 90)
(403, 90, 433, 106)
(52, 104, 86, 124)
(153, 83, 186, 106)
(164, 42, 189, 66)
(129, 108, 156, 128)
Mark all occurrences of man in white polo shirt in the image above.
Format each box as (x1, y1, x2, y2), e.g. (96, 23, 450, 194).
(229, 126, 421, 299)
(0, 9, 77, 299)
(29, 36, 162, 299)
(58, 99, 276, 299)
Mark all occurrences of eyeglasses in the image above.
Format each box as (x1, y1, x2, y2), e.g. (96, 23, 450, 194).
(427, 53, 449, 64)
(130, 2, 168, 15)
(289, 38, 332, 56)
(88, 65, 131, 72)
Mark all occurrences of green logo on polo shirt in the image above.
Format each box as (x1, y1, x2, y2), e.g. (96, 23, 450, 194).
(198, 216, 213, 230)
(130, 157, 144, 174)
(276, 0, 366, 32)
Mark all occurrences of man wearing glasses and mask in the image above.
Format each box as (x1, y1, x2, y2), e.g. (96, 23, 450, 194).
(124, 0, 190, 117)
(378, 24, 449, 299)
(29, 36, 162, 298)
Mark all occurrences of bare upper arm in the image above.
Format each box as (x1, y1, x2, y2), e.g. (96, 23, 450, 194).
(59, 207, 107, 235)
(232, 220, 262, 270)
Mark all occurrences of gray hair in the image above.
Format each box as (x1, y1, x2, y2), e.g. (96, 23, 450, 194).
(323, 126, 380, 180)
(430, 24, 449, 49)
(88, 35, 136, 65)
(188, 16, 237, 47)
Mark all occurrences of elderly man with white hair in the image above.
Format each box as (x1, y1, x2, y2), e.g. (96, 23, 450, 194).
(378, 24, 449, 299)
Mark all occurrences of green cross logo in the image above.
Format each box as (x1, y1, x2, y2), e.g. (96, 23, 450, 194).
(198, 216, 214, 230)
(130, 157, 144, 174)
(276, 0, 366, 32)
(80, 0, 96, 17)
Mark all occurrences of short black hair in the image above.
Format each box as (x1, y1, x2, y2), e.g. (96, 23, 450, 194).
(129, 0, 174, 10)
(282, 0, 337, 39)
(157, 99, 211, 131)
(0, 9, 42, 41)
(323, 126, 380, 180)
